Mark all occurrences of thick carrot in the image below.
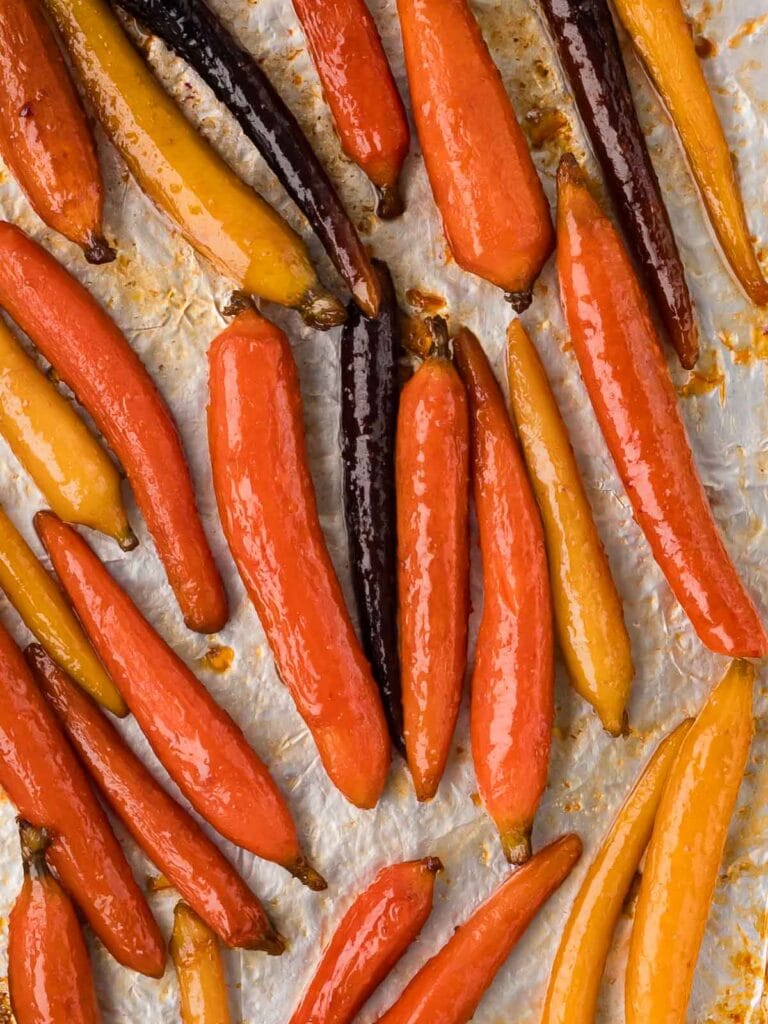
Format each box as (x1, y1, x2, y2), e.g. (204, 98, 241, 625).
(396, 0, 553, 309)
(397, 319, 470, 801)
(556, 156, 768, 658)
(375, 835, 582, 1024)
(292, 0, 410, 218)
(28, 645, 283, 951)
(0, 621, 164, 976)
(35, 511, 323, 891)
(0, 0, 113, 263)
(8, 823, 101, 1024)
(207, 310, 391, 809)
(0, 222, 227, 633)
(288, 858, 441, 1024)
(454, 327, 554, 864)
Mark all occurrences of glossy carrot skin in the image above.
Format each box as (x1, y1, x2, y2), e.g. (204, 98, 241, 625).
(536, 0, 698, 367)
(626, 660, 755, 1024)
(114, 0, 381, 316)
(397, 0, 553, 310)
(35, 512, 320, 889)
(292, 0, 410, 218)
(289, 858, 441, 1024)
(454, 328, 554, 864)
(376, 835, 582, 1024)
(541, 720, 691, 1024)
(207, 310, 391, 809)
(0, 621, 164, 976)
(341, 262, 402, 745)
(28, 646, 283, 951)
(0, 0, 113, 263)
(9, 823, 101, 1024)
(556, 157, 768, 658)
(0, 222, 227, 634)
(397, 336, 469, 801)
(171, 902, 233, 1024)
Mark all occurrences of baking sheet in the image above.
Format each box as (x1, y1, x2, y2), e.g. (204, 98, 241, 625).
(0, 0, 767, 1020)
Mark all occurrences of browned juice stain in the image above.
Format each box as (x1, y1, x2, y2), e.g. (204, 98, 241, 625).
(0, 988, 10, 1024)
(197, 644, 234, 673)
(678, 349, 726, 401)
(405, 287, 447, 315)
(695, 34, 718, 58)
(525, 107, 571, 150)
(729, 13, 768, 49)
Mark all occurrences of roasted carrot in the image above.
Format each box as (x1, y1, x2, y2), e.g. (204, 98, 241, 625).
(171, 902, 233, 1024)
(375, 834, 582, 1024)
(35, 510, 322, 891)
(292, 0, 410, 218)
(28, 646, 283, 951)
(626, 661, 754, 1024)
(454, 327, 553, 864)
(397, 0, 553, 310)
(397, 318, 469, 801)
(8, 822, 101, 1024)
(0, 222, 227, 634)
(0, 0, 113, 263)
(612, 0, 768, 306)
(288, 858, 441, 1024)
(536, 0, 699, 368)
(556, 156, 768, 658)
(506, 320, 633, 735)
(0, 314, 133, 549)
(207, 310, 391, 809)
(0, 621, 164, 976)
(43, 0, 344, 328)
(0, 505, 126, 716)
(541, 720, 691, 1024)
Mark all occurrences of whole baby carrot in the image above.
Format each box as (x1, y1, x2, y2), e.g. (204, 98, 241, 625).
(556, 155, 768, 658)
(0, 222, 227, 634)
(207, 309, 391, 809)
(28, 645, 283, 951)
(397, 318, 470, 801)
(288, 858, 441, 1024)
(454, 327, 554, 864)
(0, 0, 113, 262)
(397, 0, 553, 309)
(8, 822, 102, 1024)
(292, 0, 410, 217)
(0, 621, 164, 976)
(35, 511, 323, 892)
(375, 835, 582, 1024)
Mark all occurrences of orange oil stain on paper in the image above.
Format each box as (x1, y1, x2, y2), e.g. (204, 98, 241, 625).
(197, 644, 234, 673)
(719, 323, 768, 365)
(729, 13, 768, 48)
(146, 873, 173, 894)
(678, 349, 726, 402)
(525, 107, 570, 150)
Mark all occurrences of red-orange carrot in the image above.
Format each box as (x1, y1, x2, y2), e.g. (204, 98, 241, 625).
(289, 858, 441, 1024)
(207, 310, 391, 809)
(397, 320, 470, 801)
(0, 0, 113, 263)
(0, 222, 227, 633)
(292, 0, 410, 217)
(8, 822, 101, 1024)
(556, 155, 768, 658)
(454, 327, 554, 864)
(397, 0, 553, 309)
(0, 620, 164, 976)
(375, 835, 582, 1024)
(35, 511, 323, 891)
(27, 645, 284, 950)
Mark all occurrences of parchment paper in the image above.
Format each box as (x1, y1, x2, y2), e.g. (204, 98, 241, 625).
(0, 0, 767, 1020)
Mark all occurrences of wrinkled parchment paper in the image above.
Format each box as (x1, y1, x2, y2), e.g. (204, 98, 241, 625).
(0, 0, 767, 1020)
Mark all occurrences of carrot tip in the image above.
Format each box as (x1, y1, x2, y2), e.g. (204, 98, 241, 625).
(423, 856, 444, 875)
(298, 286, 347, 330)
(602, 708, 630, 738)
(17, 818, 50, 861)
(255, 930, 286, 957)
(505, 288, 534, 313)
(556, 152, 584, 189)
(289, 855, 327, 892)
(84, 235, 116, 265)
(221, 290, 254, 317)
(117, 525, 139, 552)
(375, 182, 405, 220)
(500, 827, 532, 865)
